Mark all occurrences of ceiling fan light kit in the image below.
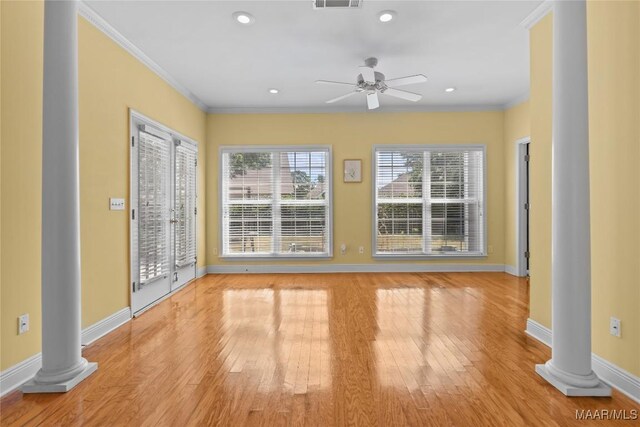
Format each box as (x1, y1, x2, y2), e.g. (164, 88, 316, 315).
(316, 57, 427, 110)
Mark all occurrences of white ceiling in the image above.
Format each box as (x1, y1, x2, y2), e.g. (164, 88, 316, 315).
(85, 0, 540, 112)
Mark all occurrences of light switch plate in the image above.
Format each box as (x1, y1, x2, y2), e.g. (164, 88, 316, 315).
(110, 198, 125, 211)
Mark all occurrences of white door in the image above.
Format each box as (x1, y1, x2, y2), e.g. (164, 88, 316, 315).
(171, 141, 198, 291)
(131, 113, 198, 315)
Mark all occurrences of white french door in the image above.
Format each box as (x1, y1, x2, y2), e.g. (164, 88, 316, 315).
(172, 141, 198, 291)
(130, 111, 198, 315)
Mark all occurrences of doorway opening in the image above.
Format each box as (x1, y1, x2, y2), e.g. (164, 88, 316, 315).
(516, 137, 530, 277)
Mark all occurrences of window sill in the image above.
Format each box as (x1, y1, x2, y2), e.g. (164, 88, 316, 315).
(219, 254, 333, 261)
(372, 253, 487, 260)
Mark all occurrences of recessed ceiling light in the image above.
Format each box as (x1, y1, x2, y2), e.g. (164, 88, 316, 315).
(445, 87, 457, 93)
(232, 12, 255, 25)
(378, 10, 396, 23)
(268, 88, 279, 94)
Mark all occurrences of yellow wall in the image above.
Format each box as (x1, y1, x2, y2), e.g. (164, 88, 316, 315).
(587, 0, 639, 376)
(206, 112, 506, 267)
(78, 17, 206, 328)
(528, 13, 553, 330)
(503, 101, 530, 270)
(528, 2, 640, 376)
(1, 0, 44, 371)
(0, 2, 207, 370)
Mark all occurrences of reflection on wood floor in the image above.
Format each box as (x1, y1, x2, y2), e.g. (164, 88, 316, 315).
(1, 273, 638, 426)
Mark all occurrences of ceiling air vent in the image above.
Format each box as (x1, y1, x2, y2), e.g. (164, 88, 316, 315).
(314, 0, 362, 9)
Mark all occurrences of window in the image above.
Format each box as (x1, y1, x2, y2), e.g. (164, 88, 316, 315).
(221, 147, 332, 257)
(374, 146, 485, 257)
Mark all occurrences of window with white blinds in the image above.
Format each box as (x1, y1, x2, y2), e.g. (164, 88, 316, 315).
(374, 146, 485, 257)
(174, 143, 197, 267)
(138, 130, 171, 282)
(221, 147, 332, 257)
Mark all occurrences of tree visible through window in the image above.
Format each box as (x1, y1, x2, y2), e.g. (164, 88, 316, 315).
(221, 148, 331, 257)
(374, 146, 485, 256)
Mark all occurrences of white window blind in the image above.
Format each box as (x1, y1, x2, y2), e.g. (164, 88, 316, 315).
(138, 130, 171, 283)
(174, 142, 197, 267)
(221, 147, 331, 257)
(374, 146, 485, 256)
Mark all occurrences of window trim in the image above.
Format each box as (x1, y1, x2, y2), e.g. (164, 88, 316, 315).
(371, 144, 488, 259)
(218, 145, 333, 260)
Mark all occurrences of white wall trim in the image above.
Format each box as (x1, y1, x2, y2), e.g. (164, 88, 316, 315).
(526, 318, 640, 403)
(520, 0, 553, 30)
(81, 307, 132, 347)
(77, 2, 208, 112)
(515, 137, 531, 277)
(0, 354, 42, 399)
(525, 318, 552, 346)
(504, 265, 519, 276)
(207, 104, 506, 115)
(76, 0, 534, 115)
(0, 307, 132, 397)
(197, 266, 207, 278)
(206, 263, 506, 274)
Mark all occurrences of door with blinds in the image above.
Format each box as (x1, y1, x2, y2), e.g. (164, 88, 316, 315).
(130, 112, 198, 314)
(171, 140, 198, 291)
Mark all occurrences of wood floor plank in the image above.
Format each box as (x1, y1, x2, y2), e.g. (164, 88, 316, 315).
(1, 272, 638, 426)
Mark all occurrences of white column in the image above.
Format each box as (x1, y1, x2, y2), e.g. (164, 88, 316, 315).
(22, 0, 97, 393)
(534, 0, 609, 397)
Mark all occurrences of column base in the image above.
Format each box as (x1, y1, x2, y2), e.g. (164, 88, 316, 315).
(22, 362, 97, 393)
(536, 364, 611, 397)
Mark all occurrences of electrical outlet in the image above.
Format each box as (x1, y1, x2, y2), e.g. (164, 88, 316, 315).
(359, 246, 364, 254)
(340, 244, 347, 255)
(18, 314, 29, 335)
(610, 317, 621, 337)
(488, 245, 494, 254)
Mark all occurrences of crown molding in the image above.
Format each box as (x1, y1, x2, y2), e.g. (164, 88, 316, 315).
(503, 92, 530, 110)
(207, 104, 505, 115)
(78, 1, 208, 112)
(520, 0, 553, 30)
(78, 1, 530, 116)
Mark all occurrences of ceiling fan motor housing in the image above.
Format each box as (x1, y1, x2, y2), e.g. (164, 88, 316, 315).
(357, 71, 386, 90)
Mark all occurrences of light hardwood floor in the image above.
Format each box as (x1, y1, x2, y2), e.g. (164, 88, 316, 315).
(1, 273, 638, 426)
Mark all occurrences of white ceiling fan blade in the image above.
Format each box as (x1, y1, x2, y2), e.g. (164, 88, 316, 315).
(326, 91, 358, 104)
(315, 80, 355, 87)
(359, 66, 376, 83)
(366, 92, 380, 110)
(385, 74, 427, 87)
(382, 88, 422, 102)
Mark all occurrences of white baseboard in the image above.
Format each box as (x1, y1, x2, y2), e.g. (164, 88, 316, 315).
(526, 318, 640, 403)
(81, 307, 131, 346)
(504, 264, 520, 277)
(206, 263, 506, 274)
(525, 318, 552, 346)
(197, 266, 207, 278)
(0, 354, 42, 399)
(0, 307, 132, 398)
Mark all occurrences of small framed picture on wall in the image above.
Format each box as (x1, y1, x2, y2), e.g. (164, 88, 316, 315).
(343, 159, 362, 183)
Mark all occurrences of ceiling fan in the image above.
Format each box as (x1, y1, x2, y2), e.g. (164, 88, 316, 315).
(316, 57, 427, 110)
